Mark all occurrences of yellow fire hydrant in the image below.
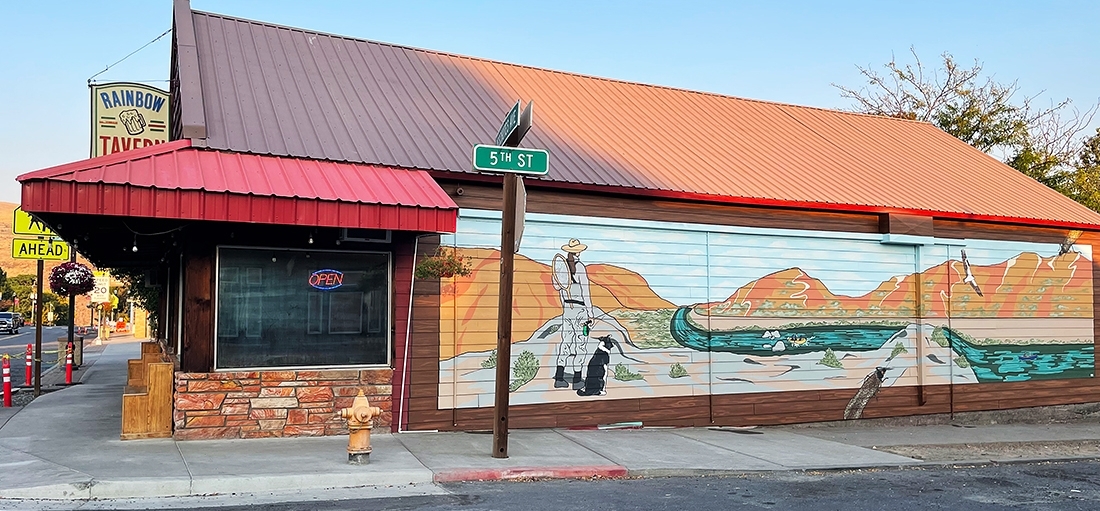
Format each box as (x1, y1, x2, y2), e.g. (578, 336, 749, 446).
(338, 389, 382, 465)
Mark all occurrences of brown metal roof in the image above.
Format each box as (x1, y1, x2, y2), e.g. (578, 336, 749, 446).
(181, 8, 1100, 228)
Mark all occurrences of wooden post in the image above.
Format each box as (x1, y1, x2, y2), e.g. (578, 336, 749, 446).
(33, 259, 43, 397)
(492, 173, 519, 458)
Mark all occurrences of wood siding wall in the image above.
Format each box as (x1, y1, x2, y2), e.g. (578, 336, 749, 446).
(406, 181, 1100, 431)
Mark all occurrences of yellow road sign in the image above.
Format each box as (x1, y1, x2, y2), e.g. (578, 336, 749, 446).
(13, 207, 55, 236)
(12, 237, 69, 261)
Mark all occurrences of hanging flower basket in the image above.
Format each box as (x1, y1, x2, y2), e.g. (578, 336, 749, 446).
(414, 247, 472, 280)
(49, 261, 95, 296)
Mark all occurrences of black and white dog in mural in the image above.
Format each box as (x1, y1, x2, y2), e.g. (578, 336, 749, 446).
(577, 335, 615, 396)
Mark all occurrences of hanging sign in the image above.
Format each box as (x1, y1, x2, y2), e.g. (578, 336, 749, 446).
(90, 82, 169, 157)
(309, 269, 344, 290)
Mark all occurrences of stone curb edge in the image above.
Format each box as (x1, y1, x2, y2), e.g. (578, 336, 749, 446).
(433, 465, 628, 483)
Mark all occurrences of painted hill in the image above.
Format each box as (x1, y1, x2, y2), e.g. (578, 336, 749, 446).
(699, 251, 1092, 319)
(439, 248, 675, 359)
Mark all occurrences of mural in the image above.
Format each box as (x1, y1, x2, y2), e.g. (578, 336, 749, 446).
(437, 211, 1094, 413)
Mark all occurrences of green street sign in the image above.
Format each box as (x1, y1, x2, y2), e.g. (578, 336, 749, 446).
(472, 144, 549, 175)
(495, 100, 521, 146)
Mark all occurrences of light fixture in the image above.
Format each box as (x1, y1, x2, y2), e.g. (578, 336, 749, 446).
(132, 235, 138, 252)
(308, 233, 314, 244)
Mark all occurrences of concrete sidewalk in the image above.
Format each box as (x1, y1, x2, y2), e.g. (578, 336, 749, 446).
(1, 340, 1099, 506)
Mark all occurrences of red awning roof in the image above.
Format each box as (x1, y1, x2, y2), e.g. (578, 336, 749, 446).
(17, 140, 457, 232)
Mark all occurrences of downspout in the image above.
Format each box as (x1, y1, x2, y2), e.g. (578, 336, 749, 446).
(397, 234, 430, 433)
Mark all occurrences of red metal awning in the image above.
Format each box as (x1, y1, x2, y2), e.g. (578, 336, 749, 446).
(17, 140, 458, 232)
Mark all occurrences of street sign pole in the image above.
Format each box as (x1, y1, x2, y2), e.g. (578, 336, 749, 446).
(33, 259, 43, 397)
(492, 173, 519, 458)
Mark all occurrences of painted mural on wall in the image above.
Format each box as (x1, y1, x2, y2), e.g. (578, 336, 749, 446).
(437, 211, 1094, 412)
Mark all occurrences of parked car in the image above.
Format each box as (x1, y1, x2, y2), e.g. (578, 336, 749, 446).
(0, 312, 19, 334)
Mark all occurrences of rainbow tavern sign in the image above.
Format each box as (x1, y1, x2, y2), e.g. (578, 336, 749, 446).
(90, 82, 169, 157)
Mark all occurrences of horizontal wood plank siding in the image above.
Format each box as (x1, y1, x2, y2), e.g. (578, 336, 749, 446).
(402, 180, 1100, 432)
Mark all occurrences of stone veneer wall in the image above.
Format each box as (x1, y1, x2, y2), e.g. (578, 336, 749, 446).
(173, 369, 393, 440)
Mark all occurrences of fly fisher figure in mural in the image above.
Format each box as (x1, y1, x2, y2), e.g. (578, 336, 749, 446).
(552, 239, 594, 390)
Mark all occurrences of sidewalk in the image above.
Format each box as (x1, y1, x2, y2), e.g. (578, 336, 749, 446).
(1, 340, 1099, 506)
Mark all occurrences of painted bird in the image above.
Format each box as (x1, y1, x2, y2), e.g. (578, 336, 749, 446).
(844, 367, 889, 420)
(960, 249, 983, 297)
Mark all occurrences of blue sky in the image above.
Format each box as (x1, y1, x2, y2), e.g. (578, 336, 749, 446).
(1, 1, 1097, 203)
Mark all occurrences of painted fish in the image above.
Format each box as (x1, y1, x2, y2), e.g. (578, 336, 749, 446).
(743, 358, 763, 366)
(926, 354, 946, 364)
(718, 376, 755, 384)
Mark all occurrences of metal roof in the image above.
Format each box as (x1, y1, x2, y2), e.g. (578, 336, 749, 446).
(180, 8, 1100, 228)
(17, 140, 458, 232)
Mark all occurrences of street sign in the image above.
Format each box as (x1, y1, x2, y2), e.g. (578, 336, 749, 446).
(514, 177, 526, 253)
(91, 271, 110, 303)
(13, 207, 55, 236)
(11, 237, 69, 261)
(494, 100, 521, 146)
(512, 101, 533, 147)
(473, 145, 549, 175)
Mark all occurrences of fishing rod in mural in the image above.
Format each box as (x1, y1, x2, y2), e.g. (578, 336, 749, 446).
(437, 215, 1094, 417)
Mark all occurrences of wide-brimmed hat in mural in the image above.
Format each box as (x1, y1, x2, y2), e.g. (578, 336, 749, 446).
(561, 239, 587, 253)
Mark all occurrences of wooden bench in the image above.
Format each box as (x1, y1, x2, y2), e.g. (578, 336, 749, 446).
(121, 341, 174, 440)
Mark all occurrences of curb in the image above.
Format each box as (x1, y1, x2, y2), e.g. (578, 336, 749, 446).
(433, 465, 628, 483)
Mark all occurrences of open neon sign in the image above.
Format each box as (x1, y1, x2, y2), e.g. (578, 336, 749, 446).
(309, 269, 344, 290)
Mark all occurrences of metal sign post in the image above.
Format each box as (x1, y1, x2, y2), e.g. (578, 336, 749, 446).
(33, 260, 43, 397)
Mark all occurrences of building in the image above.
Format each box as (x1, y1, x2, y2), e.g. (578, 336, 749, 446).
(18, 0, 1100, 439)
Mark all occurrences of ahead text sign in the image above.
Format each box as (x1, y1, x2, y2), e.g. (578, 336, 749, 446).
(472, 145, 549, 175)
(12, 238, 69, 261)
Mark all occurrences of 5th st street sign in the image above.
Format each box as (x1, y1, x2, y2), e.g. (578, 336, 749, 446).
(472, 145, 549, 175)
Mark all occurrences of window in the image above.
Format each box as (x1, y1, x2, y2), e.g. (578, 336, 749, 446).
(215, 247, 390, 369)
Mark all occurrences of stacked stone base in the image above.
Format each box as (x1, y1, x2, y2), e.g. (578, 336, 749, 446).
(174, 369, 392, 440)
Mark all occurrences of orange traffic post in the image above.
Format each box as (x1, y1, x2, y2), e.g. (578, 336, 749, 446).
(3, 355, 11, 407)
(24, 344, 32, 387)
(65, 342, 74, 385)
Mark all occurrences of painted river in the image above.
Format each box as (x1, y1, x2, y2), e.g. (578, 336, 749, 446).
(669, 307, 1094, 382)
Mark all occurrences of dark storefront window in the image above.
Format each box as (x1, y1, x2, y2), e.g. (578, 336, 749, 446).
(215, 247, 390, 369)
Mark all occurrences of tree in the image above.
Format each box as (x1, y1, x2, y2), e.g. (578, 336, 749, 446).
(1062, 129, 1100, 212)
(835, 48, 1098, 200)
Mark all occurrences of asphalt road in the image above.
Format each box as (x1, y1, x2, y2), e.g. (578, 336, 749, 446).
(0, 326, 72, 388)
(88, 460, 1100, 511)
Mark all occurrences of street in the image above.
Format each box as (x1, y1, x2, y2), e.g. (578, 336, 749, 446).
(0, 326, 73, 388)
(93, 460, 1100, 511)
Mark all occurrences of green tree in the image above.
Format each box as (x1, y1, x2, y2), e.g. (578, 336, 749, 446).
(835, 48, 1098, 204)
(1062, 129, 1100, 211)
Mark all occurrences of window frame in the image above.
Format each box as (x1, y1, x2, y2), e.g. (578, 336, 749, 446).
(212, 245, 392, 372)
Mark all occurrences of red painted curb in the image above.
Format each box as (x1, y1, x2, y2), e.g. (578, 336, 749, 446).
(433, 465, 628, 483)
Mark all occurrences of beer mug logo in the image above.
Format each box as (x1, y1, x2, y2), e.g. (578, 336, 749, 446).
(118, 108, 147, 136)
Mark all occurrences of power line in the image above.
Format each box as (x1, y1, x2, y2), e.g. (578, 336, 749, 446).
(87, 27, 172, 85)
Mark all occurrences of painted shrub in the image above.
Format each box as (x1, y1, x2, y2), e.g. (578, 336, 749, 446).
(437, 210, 1093, 415)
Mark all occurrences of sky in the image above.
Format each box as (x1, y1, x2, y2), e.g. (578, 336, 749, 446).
(0, 0, 1097, 204)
